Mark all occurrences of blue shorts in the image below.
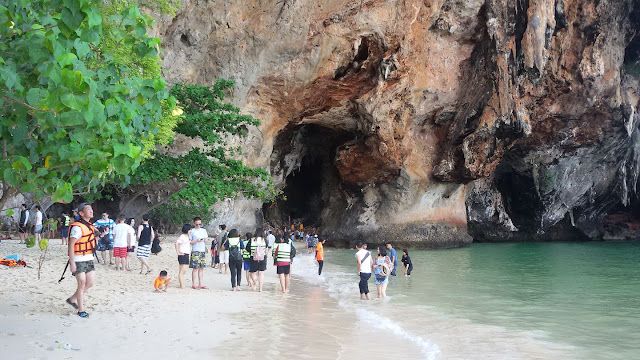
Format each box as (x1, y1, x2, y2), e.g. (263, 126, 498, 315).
(61, 227, 69, 237)
(243, 260, 251, 271)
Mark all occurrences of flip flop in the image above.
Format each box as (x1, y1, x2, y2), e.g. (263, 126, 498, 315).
(77, 311, 89, 318)
(199, 286, 207, 289)
(192, 286, 198, 289)
(66, 298, 78, 309)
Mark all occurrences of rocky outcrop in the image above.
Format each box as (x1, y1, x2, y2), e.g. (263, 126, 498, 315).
(155, 0, 640, 247)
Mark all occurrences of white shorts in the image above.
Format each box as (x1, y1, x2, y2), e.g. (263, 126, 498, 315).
(219, 250, 229, 264)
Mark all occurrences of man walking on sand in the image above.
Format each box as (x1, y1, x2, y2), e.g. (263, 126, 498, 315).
(189, 217, 208, 289)
(67, 203, 104, 318)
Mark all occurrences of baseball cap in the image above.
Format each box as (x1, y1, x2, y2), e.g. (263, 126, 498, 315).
(76, 203, 90, 212)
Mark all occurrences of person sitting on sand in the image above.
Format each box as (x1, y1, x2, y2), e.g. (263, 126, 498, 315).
(175, 224, 192, 289)
(401, 249, 413, 277)
(154, 270, 171, 292)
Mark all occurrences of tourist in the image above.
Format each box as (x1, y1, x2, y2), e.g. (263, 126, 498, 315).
(61, 211, 71, 245)
(248, 228, 267, 292)
(306, 233, 314, 254)
(242, 232, 253, 287)
(66, 202, 103, 318)
(374, 245, 391, 298)
(273, 234, 292, 293)
(112, 215, 132, 271)
(136, 214, 154, 274)
(385, 242, 397, 276)
(210, 234, 219, 269)
(355, 241, 372, 300)
(18, 203, 29, 244)
(316, 238, 326, 275)
(154, 270, 171, 293)
(34, 205, 43, 244)
(151, 233, 162, 255)
(73, 208, 79, 221)
(175, 224, 192, 289)
(94, 212, 115, 265)
(218, 224, 229, 274)
(266, 229, 275, 257)
(227, 229, 244, 291)
(125, 218, 136, 271)
(189, 217, 208, 289)
(401, 249, 413, 277)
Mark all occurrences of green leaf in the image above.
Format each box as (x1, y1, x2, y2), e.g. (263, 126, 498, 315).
(60, 93, 87, 111)
(74, 39, 91, 58)
(26, 88, 47, 107)
(59, 110, 85, 126)
(153, 77, 166, 91)
(85, 6, 102, 28)
(57, 53, 78, 68)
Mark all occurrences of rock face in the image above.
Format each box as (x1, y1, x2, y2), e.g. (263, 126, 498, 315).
(156, 0, 640, 247)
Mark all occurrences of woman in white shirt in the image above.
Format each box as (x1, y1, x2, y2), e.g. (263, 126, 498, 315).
(175, 224, 192, 289)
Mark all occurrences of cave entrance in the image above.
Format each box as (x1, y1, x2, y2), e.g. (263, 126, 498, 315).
(262, 124, 355, 229)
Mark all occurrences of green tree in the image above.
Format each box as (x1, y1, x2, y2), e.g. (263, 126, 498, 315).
(0, 0, 173, 209)
(119, 80, 277, 223)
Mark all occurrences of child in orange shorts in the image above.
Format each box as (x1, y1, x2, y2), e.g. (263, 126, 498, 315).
(154, 270, 171, 292)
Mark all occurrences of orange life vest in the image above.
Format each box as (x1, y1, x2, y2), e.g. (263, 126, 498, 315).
(71, 220, 96, 255)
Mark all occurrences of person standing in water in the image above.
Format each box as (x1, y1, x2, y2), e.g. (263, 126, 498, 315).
(385, 242, 397, 276)
(316, 238, 326, 275)
(373, 245, 390, 298)
(355, 241, 373, 300)
(273, 234, 292, 293)
(401, 249, 413, 277)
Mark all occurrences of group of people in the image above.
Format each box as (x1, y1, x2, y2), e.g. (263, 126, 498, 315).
(355, 241, 413, 299)
(175, 221, 309, 294)
(61, 201, 415, 318)
(16, 203, 44, 244)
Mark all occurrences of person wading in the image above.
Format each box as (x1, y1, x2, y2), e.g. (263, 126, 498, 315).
(66, 203, 104, 318)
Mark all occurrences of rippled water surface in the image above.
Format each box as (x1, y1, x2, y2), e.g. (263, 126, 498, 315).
(287, 242, 640, 359)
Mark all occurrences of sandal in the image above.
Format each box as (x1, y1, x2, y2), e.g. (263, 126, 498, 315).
(77, 311, 89, 318)
(199, 286, 207, 289)
(192, 286, 198, 289)
(66, 298, 78, 309)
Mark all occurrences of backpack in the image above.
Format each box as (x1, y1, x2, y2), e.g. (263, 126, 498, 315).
(384, 255, 394, 273)
(253, 240, 265, 261)
(290, 241, 296, 259)
(229, 240, 242, 262)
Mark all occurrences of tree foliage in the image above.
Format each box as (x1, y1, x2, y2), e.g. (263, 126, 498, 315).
(131, 80, 277, 225)
(0, 0, 172, 208)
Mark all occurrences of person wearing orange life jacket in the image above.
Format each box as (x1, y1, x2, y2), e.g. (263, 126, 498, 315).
(66, 203, 105, 318)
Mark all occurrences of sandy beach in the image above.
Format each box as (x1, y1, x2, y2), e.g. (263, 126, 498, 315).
(0, 236, 299, 359)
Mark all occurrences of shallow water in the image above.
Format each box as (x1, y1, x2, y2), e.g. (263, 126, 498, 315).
(277, 242, 640, 359)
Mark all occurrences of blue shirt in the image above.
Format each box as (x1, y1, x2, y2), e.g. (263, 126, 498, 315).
(388, 248, 397, 267)
(93, 218, 116, 240)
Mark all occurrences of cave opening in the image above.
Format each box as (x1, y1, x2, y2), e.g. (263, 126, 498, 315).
(262, 124, 356, 229)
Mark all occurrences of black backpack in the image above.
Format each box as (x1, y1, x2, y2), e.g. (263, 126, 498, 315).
(229, 239, 242, 261)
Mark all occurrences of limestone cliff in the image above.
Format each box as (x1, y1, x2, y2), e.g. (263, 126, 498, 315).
(155, 0, 640, 247)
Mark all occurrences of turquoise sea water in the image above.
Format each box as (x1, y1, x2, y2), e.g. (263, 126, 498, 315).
(287, 242, 640, 359)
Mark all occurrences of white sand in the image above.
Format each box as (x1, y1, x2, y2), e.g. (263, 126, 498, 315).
(0, 237, 287, 359)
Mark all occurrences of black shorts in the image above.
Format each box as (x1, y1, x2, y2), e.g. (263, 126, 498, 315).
(249, 259, 267, 272)
(178, 254, 189, 265)
(276, 265, 291, 274)
(127, 246, 136, 253)
(18, 225, 27, 234)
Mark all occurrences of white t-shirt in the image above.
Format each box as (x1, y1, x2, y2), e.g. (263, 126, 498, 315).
(176, 234, 191, 255)
(189, 227, 208, 252)
(356, 249, 372, 274)
(266, 233, 275, 248)
(35, 211, 42, 226)
(70, 225, 93, 262)
(113, 223, 132, 247)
